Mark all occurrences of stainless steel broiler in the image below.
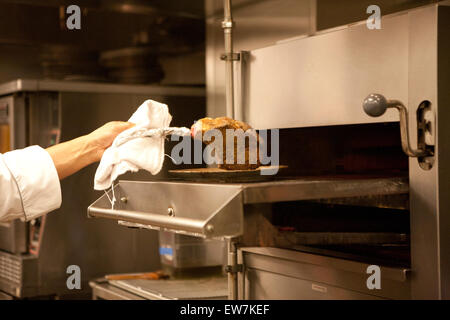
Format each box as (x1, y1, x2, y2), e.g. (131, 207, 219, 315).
(88, 2, 450, 300)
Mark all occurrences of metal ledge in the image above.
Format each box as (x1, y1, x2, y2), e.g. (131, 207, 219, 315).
(0, 79, 205, 97)
(88, 181, 243, 239)
(241, 177, 408, 204)
(88, 177, 409, 239)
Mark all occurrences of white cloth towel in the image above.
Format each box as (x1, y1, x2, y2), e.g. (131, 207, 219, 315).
(94, 99, 184, 191)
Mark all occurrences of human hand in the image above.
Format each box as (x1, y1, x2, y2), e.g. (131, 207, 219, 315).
(87, 121, 135, 162)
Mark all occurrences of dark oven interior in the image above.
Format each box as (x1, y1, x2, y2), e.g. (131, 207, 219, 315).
(242, 122, 410, 268)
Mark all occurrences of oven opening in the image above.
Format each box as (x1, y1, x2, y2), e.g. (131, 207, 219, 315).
(271, 200, 410, 268)
(239, 121, 410, 269)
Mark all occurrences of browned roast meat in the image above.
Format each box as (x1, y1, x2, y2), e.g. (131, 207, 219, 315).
(191, 117, 261, 170)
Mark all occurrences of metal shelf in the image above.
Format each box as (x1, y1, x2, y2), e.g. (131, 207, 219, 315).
(88, 177, 409, 239)
(88, 181, 244, 239)
(240, 177, 408, 204)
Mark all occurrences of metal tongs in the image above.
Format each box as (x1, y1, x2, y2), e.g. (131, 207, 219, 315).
(114, 127, 191, 147)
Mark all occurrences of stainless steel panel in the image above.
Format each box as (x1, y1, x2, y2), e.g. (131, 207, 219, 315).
(109, 277, 228, 300)
(158, 231, 225, 269)
(28, 92, 60, 147)
(90, 280, 146, 300)
(206, 1, 444, 119)
(245, 269, 383, 300)
(242, 12, 408, 129)
(0, 252, 38, 297)
(88, 181, 244, 239)
(239, 247, 410, 300)
(408, 4, 450, 300)
(206, 0, 314, 118)
(0, 221, 27, 254)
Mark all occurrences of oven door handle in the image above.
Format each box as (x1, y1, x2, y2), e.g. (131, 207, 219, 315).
(363, 93, 435, 170)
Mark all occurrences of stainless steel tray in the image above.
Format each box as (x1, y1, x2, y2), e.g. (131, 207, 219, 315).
(88, 181, 244, 238)
(88, 177, 408, 239)
(109, 277, 228, 300)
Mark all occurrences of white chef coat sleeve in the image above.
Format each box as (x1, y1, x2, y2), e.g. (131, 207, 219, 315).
(0, 145, 62, 222)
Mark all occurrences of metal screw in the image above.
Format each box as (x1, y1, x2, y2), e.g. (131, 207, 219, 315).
(167, 207, 174, 217)
(120, 197, 128, 204)
(206, 224, 214, 233)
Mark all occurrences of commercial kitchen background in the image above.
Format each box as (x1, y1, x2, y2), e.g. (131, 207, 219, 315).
(0, 0, 448, 300)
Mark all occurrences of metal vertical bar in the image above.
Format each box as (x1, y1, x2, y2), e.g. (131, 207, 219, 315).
(237, 247, 245, 300)
(234, 50, 249, 122)
(223, 0, 235, 118)
(309, 0, 317, 35)
(227, 238, 238, 300)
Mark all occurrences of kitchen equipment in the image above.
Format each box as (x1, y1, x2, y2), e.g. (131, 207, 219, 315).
(0, 92, 59, 256)
(228, 2, 449, 300)
(0, 78, 205, 299)
(88, 2, 450, 300)
(90, 276, 228, 300)
(89, 177, 408, 237)
(88, 175, 410, 300)
(158, 231, 225, 276)
(238, 247, 409, 300)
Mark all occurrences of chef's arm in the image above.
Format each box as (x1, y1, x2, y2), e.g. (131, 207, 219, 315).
(0, 121, 134, 223)
(46, 121, 134, 180)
